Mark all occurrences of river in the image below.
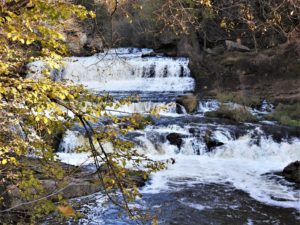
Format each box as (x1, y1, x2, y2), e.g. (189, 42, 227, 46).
(37, 48, 299, 224)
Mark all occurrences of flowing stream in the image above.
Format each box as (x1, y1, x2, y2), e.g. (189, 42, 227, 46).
(43, 48, 299, 224)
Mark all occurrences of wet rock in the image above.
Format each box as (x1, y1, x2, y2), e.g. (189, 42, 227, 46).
(206, 139, 224, 151)
(176, 94, 198, 114)
(126, 170, 148, 187)
(176, 103, 186, 114)
(282, 161, 300, 184)
(166, 133, 183, 149)
(204, 130, 224, 151)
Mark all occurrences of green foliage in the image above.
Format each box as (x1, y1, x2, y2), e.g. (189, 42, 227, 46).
(205, 104, 257, 123)
(265, 103, 300, 127)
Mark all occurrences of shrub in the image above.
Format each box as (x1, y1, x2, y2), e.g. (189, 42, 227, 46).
(266, 103, 300, 127)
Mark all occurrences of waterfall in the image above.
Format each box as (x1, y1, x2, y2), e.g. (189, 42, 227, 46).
(29, 48, 195, 92)
(47, 48, 299, 219)
(198, 99, 220, 113)
(58, 123, 300, 212)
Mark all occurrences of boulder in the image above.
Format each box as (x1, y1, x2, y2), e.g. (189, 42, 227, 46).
(204, 130, 224, 151)
(176, 94, 198, 114)
(225, 40, 250, 52)
(282, 161, 300, 184)
(166, 133, 183, 149)
(206, 139, 224, 151)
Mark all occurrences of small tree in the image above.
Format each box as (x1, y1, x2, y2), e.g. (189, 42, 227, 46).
(0, 0, 164, 223)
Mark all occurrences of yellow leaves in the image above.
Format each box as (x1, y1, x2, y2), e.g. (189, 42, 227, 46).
(57, 204, 76, 217)
(200, 0, 212, 7)
(1, 159, 8, 165)
(43, 117, 49, 124)
(0, 156, 17, 165)
(220, 19, 227, 29)
(152, 216, 158, 225)
(26, 38, 34, 45)
(0, 61, 9, 74)
(0, 2, 164, 223)
(5, 16, 12, 22)
(89, 11, 97, 19)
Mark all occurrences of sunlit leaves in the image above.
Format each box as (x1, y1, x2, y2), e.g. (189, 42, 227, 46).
(0, 1, 165, 223)
(57, 204, 76, 217)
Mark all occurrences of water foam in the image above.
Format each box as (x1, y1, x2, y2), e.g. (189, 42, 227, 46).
(29, 48, 195, 92)
(140, 127, 300, 210)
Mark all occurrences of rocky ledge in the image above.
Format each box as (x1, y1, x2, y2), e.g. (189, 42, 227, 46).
(0, 157, 147, 224)
(281, 161, 300, 185)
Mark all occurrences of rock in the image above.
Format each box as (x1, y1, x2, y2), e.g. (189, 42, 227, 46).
(176, 103, 186, 114)
(204, 130, 224, 151)
(205, 104, 257, 123)
(141, 52, 164, 57)
(205, 45, 225, 56)
(176, 95, 198, 114)
(282, 161, 300, 184)
(166, 133, 183, 149)
(225, 40, 250, 52)
(126, 170, 148, 187)
(2, 157, 148, 213)
(60, 16, 105, 55)
(206, 139, 224, 151)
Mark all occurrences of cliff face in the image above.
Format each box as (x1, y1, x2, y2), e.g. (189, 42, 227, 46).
(64, 0, 300, 104)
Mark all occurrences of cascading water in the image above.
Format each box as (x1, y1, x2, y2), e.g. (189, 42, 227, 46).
(29, 48, 195, 92)
(47, 48, 300, 225)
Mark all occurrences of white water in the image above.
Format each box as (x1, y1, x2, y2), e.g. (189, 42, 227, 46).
(197, 99, 275, 118)
(198, 99, 220, 113)
(60, 125, 300, 211)
(106, 101, 182, 116)
(139, 128, 300, 210)
(29, 48, 195, 92)
(47, 48, 300, 223)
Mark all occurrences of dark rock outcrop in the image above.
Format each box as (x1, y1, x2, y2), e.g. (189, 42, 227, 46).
(204, 130, 224, 151)
(282, 161, 300, 184)
(166, 133, 183, 149)
(206, 139, 224, 152)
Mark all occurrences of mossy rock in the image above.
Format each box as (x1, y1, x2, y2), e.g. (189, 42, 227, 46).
(205, 104, 257, 123)
(216, 92, 262, 108)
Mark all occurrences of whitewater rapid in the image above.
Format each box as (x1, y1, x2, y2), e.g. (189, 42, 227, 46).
(33, 47, 299, 224)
